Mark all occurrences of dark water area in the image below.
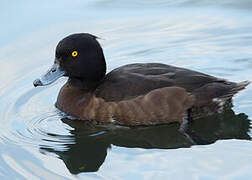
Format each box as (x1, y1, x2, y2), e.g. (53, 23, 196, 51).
(0, 0, 252, 179)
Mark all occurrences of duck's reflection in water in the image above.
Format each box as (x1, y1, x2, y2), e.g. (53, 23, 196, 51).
(40, 108, 251, 174)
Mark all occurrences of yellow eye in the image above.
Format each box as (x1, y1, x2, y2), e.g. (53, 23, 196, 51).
(72, 51, 78, 57)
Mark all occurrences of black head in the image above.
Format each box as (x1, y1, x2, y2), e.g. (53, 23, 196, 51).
(33, 33, 106, 89)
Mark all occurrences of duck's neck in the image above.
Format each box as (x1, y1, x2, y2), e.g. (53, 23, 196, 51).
(68, 77, 102, 90)
(55, 82, 94, 117)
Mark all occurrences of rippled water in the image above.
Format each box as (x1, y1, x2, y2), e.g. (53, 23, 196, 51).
(1, 0, 252, 179)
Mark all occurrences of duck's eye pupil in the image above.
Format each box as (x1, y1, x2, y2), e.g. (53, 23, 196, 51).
(72, 51, 78, 57)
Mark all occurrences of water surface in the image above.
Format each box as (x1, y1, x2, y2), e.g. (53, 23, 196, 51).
(0, 0, 252, 179)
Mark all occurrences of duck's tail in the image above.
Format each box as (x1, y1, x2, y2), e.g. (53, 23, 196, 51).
(191, 80, 250, 119)
(221, 80, 250, 99)
(192, 80, 250, 106)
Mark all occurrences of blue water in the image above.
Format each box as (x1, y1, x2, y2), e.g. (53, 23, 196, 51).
(0, 0, 252, 179)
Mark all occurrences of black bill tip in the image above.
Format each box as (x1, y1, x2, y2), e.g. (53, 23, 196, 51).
(33, 79, 42, 87)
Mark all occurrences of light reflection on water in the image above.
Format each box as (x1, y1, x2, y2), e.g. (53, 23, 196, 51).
(0, 0, 252, 179)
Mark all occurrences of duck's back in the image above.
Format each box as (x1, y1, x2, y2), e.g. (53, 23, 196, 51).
(95, 63, 247, 103)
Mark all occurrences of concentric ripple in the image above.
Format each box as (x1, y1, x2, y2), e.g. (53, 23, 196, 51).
(0, 74, 76, 149)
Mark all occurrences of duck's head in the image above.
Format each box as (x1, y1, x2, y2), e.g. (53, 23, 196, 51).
(33, 33, 106, 89)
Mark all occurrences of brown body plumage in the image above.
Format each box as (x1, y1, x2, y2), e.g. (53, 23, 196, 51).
(56, 84, 195, 125)
(55, 63, 249, 126)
